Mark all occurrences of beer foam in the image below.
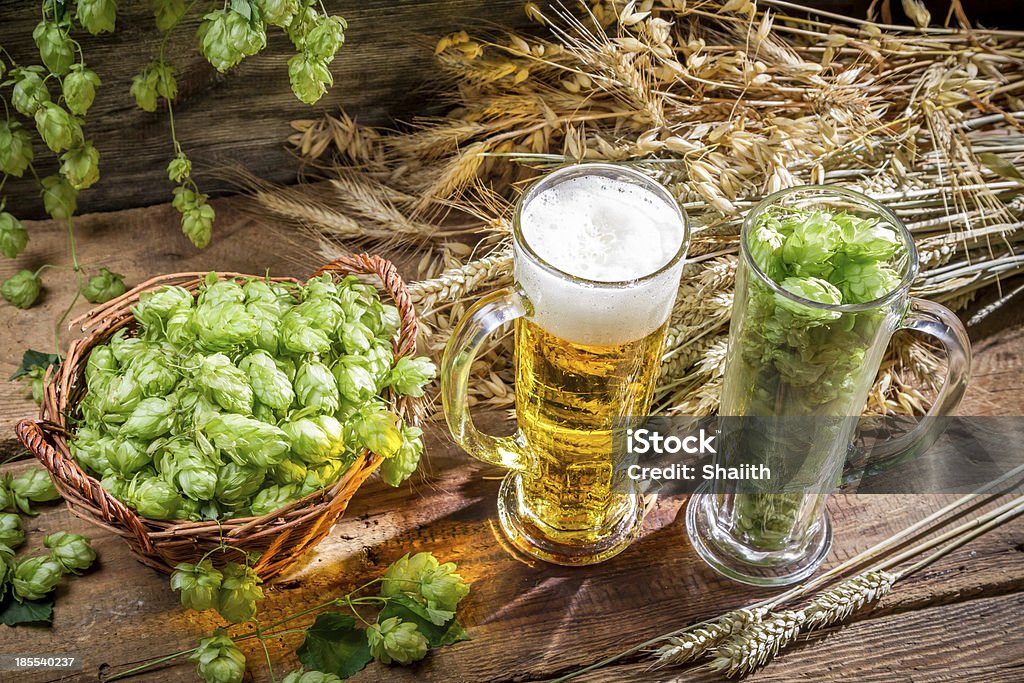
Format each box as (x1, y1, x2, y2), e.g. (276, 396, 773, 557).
(516, 170, 687, 346)
(519, 175, 685, 282)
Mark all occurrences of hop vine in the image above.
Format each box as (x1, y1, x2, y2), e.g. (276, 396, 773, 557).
(0, 0, 348, 315)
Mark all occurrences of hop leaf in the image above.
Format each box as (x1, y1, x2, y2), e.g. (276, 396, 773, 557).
(0, 121, 35, 177)
(32, 21, 74, 76)
(82, 267, 126, 303)
(43, 531, 96, 573)
(12, 556, 64, 601)
(2, 270, 42, 309)
(167, 153, 192, 183)
(60, 142, 101, 190)
(11, 68, 51, 116)
(287, 53, 332, 105)
(150, 0, 188, 32)
(216, 562, 263, 624)
(387, 357, 436, 398)
(0, 513, 25, 549)
(77, 0, 118, 34)
(41, 175, 79, 219)
(0, 212, 29, 259)
(63, 64, 102, 115)
(190, 629, 246, 683)
(367, 617, 428, 665)
(35, 102, 81, 153)
(282, 670, 342, 683)
(170, 559, 223, 611)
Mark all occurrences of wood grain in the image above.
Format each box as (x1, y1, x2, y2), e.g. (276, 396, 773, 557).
(1, 422, 1022, 682)
(0, 0, 533, 218)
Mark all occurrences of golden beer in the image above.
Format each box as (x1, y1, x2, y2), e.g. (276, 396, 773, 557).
(514, 318, 667, 539)
(442, 163, 688, 565)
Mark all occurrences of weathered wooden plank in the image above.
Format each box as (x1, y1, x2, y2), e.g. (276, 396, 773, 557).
(572, 592, 1024, 682)
(0, 0, 535, 218)
(2, 420, 1022, 683)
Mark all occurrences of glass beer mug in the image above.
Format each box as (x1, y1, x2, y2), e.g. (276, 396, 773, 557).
(686, 186, 971, 586)
(441, 164, 689, 565)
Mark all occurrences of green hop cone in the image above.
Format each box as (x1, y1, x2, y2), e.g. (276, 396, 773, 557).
(151, 0, 188, 32)
(249, 483, 299, 516)
(281, 418, 332, 463)
(121, 396, 175, 439)
(12, 555, 64, 601)
(281, 670, 342, 683)
(352, 409, 403, 458)
(60, 142, 101, 190)
(419, 559, 470, 613)
(215, 462, 266, 506)
(257, 0, 299, 27)
(216, 562, 263, 624)
(35, 102, 82, 153)
(198, 8, 266, 72)
(63, 64, 102, 115)
(2, 270, 42, 309)
(170, 559, 223, 611)
(778, 276, 842, 320)
(205, 413, 289, 468)
(333, 357, 376, 403)
(288, 53, 332, 105)
(33, 21, 74, 76)
(11, 68, 51, 116)
(190, 629, 246, 683)
(41, 175, 79, 219)
(387, 356, 436, 398)
(167, 153, 192, 183)
(380, 551, 437, 599)
(82, 267, 127, 304)
(0, 212, 29, 259)
(0, 547, 14, 600)
(380, 425, 424, 487)
(294, 361, 340, 414)
(127, 476, 181, 519)
(367, 617, 429, 665)
(130, 70, 159, 112)
(195, 353, 254, 413)
(748, 220, 787, 280)
(181, 197, 216, 248)
(833, 258, 902, 304)
(0, 513, 25, 549)
(240, 350, 294, 410)
(305, 15, 346, 61)
(0, 121, 34, 177)
(43, 531, 96, 574)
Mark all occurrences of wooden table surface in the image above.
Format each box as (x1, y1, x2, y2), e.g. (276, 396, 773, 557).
(1, 197, 1022, 683)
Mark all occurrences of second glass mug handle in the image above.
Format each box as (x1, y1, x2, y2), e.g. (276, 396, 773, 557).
(852, 297, 972, 477)
(441, 287, 534, 472)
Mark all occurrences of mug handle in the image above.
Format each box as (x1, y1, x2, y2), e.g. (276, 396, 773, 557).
(441, 288, 534, 471)
(852, 298, 972, 478)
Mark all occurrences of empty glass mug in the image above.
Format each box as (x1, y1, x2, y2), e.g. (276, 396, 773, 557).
(441, 164, 689, 565)
(686, 186, 971, 585)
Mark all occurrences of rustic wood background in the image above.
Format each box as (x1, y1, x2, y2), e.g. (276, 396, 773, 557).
(2, 0, 1021, 218)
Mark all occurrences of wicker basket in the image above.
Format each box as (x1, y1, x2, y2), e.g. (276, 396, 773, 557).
(16, 255, 419, 580)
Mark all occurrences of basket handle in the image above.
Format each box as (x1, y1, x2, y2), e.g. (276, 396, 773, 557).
(312, 254, 418, 360)
(15, 418, 157, 554)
